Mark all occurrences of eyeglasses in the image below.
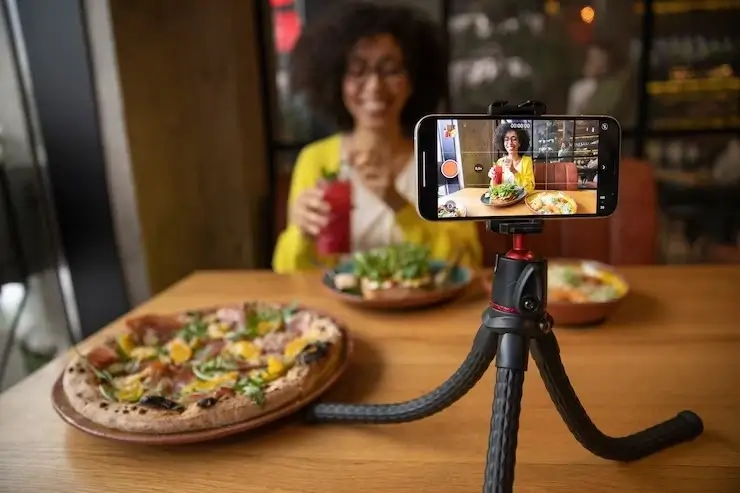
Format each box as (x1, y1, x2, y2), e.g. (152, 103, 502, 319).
(345, 61, 406, 82)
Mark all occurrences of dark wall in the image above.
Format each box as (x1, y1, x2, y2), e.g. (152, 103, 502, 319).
(13, 0, 130, 337)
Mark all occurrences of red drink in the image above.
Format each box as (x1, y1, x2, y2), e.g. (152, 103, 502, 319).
(317, 179, 351, 255)
(493, 165, 503, 185)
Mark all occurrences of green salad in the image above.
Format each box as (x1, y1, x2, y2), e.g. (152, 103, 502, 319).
(488, 183, 522, 202)
(352, 243, 431, 283)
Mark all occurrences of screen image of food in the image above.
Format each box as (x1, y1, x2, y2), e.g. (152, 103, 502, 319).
(435, 118, 600, 218)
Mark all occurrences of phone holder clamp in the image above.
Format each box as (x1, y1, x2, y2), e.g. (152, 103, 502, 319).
(303, 101, 703, 493)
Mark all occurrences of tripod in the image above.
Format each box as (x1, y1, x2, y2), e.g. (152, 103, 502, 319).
(304, 102, 704, 492)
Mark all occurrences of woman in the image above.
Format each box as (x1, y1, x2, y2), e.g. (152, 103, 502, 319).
(273, 2, 481, 273)
(488, 123, 536, 194)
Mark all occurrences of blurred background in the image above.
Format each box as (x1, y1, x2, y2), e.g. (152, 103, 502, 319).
(1, 0, 739, 389)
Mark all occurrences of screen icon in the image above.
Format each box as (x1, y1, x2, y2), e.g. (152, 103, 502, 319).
(473, 164, 484, 173)
(444, 124, 457, 138)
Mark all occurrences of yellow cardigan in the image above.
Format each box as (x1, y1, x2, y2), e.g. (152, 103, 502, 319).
(272, 135, 482, 273)
(495, 155, 536, 194)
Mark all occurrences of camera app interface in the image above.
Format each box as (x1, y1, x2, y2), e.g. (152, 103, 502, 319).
(436, 118, 602, 219)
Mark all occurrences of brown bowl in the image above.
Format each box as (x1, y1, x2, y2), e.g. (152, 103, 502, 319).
(480, 259, 629, 326)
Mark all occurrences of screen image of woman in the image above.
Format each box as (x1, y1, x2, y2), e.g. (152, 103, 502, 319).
(488, 123, 536, 194)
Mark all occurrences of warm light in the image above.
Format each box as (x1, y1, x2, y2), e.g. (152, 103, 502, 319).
(544, 0, 560, 15)
(580, 6, 595, 23)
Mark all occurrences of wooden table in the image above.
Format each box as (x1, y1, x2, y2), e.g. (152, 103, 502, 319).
(1, 267, 740, 492)
(441, 187, 597, 217)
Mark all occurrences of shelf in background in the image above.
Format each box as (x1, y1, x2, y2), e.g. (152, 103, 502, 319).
(649, 0, 740, 14)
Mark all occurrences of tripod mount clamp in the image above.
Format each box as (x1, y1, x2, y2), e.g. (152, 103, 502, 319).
(304, 100, 704, 493)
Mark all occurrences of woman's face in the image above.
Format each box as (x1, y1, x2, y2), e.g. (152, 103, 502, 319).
(342, 34, 411, 132)
(504, 130, 520, 155)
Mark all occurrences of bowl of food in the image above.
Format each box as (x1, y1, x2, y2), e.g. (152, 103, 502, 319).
(323, 243, 473, 309)
(481, 183, 526, 207)
(481, 259, 629, 325)
(525, 191, 577, 215)
(437, 199, 467, 218)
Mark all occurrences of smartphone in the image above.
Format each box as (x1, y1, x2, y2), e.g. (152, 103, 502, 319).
(414, 114, 621, 221)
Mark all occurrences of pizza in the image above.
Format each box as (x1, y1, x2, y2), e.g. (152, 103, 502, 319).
(62, 302, 344, 434)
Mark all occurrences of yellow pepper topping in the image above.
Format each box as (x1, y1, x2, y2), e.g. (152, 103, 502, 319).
(116, 333, 135, 356)
(115, 380, 143, 403)
(229, 341, 260, 360)
(182, 371, 238, 394)
(267, 355, 286, 377)
(167, 338, 193, 364)
(284, 338, 309, 360)
(257, 320, 278, 336)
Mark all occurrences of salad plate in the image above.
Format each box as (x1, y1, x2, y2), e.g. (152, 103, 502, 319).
(481, 183, 527, 207)
(322, 244, 473, 309)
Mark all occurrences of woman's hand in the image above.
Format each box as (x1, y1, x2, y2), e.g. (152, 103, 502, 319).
(290, 187, 330, 237)
(487, 167, 495, 179)
(504, 156, 517, 175)
(350, 148, 406, 211)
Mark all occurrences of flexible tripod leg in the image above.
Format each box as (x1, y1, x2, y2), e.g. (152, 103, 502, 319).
(484, 333, 529, 493)
(531, 330, 704, 461)
(305, 326, 499, 423)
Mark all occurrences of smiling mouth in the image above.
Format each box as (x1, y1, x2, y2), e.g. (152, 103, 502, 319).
(361, 101, 388, 113)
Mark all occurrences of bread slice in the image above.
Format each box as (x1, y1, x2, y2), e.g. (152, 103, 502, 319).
(360, 276, 433, 300)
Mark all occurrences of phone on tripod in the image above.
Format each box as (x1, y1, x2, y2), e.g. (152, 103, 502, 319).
(414, 114, 621, 221)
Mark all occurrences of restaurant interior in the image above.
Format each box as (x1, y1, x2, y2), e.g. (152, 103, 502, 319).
(0, 1, 739, 491)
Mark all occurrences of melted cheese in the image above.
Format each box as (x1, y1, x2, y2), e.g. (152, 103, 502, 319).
(167, 338, 193, 364)
(228, 340, 260, 360)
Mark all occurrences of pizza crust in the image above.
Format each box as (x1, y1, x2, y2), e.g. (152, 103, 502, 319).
(62, 324, 345, 434)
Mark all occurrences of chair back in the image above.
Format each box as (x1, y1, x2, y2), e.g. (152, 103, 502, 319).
(533, 161, 579, 191)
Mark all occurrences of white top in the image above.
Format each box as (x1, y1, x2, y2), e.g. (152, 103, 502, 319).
(502, 162, 520, 185)
(344, 153, 417, 252)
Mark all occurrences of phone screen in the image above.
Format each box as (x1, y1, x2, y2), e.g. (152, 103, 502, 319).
(415, 115, 620, 221)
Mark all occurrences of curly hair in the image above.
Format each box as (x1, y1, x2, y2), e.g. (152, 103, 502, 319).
(494, 123, 531, 154)
(290, 1, 447, 136)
